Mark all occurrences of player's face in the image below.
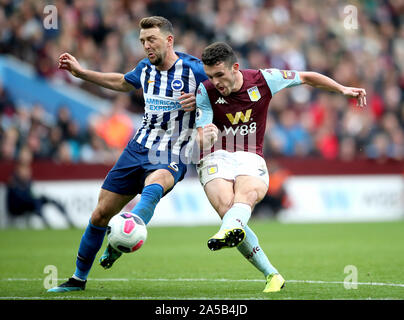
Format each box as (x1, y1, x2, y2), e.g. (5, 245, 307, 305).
(139, 27, 170, 66)
(204, 61, 239, 96)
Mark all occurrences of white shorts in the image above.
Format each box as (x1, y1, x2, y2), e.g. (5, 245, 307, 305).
(196, 150, 269, 187)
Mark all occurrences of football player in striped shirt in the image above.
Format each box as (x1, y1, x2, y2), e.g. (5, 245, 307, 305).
(195, 42, 366, 292)
(48, 16, 207, 292)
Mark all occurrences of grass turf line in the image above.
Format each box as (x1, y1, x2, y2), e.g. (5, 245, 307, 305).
(0, 220, 403, 300)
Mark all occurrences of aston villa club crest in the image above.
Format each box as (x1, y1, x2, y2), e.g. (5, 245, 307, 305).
(247, 86, 261, 101)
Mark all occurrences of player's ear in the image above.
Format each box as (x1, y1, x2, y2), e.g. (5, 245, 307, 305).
(166, 34, 174, 48)
(232, 62, 240, 73)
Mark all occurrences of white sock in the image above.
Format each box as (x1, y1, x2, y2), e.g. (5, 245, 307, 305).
(220, 202, 251, 231)
(237, 226, 279, 277)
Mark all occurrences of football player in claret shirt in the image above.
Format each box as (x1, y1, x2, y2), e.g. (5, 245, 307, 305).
(195, 42, 366, 292)
(48, 16, 207, 293)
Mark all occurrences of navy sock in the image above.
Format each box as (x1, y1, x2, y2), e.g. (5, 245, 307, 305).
(74, 221, 107, 280)
(131, 183, 164, 225)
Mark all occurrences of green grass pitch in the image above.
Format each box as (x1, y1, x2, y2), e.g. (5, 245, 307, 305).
(1, 220, 403, 300)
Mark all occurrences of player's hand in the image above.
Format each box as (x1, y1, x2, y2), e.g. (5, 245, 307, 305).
(58, 52, 84, 78)
(179, 91, 196, 112)
(341, 87, 367, 108)
(202, 123, 218, 149)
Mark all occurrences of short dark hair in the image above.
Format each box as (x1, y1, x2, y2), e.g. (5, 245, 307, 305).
(201, 42, 237, 67)
(139, 16, 174, 35)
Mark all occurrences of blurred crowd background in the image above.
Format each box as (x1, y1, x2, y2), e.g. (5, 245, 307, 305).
(1, 0, 404, 166)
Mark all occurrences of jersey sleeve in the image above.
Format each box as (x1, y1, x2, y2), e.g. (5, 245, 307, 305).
(124, 61, 145, 89)
(195, 83, 213, 128)
(193, 60, 209, 88)
(260, 68, 302, 95)
(178, 52, 208, 90)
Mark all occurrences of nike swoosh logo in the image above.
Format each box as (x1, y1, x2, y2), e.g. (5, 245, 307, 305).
(148, 80, 155, 83)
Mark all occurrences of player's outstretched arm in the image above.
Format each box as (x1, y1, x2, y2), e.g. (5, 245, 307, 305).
(58, 52, 133, 92)
(299, 71, 366, 107)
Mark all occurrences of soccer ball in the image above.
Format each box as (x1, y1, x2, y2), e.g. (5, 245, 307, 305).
(107, 212, 147, 253)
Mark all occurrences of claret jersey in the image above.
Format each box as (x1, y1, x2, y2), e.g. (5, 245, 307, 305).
(196, 68, 301, 157)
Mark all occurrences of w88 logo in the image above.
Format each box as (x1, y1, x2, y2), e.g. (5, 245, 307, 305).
(223, 122, 257, 136)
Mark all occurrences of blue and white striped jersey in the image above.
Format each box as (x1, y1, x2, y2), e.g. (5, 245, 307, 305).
(124, 52, 207, 160)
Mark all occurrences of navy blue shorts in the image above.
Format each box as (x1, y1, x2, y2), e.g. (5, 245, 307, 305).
(102, 139, 187, 196)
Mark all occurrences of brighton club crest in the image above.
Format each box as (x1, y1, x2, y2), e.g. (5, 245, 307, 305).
(171, 78, 184, 91)
(247, 86, 261, 101)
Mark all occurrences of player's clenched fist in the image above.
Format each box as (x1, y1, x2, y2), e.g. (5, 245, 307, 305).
(58, 53, 83, 77)
(201, 123, 218, 150)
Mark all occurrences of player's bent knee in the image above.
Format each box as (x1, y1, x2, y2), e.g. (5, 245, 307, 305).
(91, 189, 135, 227)
(145, 169, 175, 193)
(217, 198, 233, 218)
(234, 189, 262, 207)
(91, 206, 116, 227)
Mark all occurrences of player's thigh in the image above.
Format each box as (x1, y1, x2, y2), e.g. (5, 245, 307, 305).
(233, 175, 269, 208)
(91, 188, 135, 227)
(233, 151, 269, 207)
(197, 150, 236, 187)
(234, 151, 269, 184)
(204, 178, 234, 218)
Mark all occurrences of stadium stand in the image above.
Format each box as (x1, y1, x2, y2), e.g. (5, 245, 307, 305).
(1, 0, 403, 164)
